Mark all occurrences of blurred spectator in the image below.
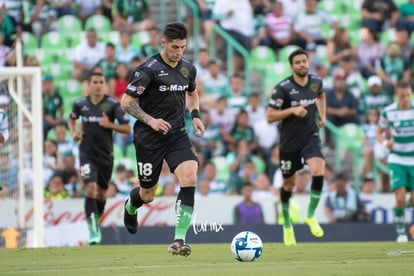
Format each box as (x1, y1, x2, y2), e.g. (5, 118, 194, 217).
(234, 182, 264, 224)
(326, 27, 355, 74)
(44, 173, 71, 200)
(278, 0, 305, 19)
(397, 0, 414, 36)
(294, 0, 338, 50)
(0, 1, 23, 29)
(358, 75, 393, 120)
(361, 0, 399, 35)
(59, 153, 82, 198)
(340, 57, 365, 100)
(195, 0, 216, 47)
(101, 0, 113, 21)
(53, 122, 79, 167)
(72, 28, 105, 81)
(50, 0, 76, 18)
(208, 96, 237, 135)
(267, 143, 280, 183)
(116, 29, 139, 66)
(199, 162, 231, 195)
(0, 106, 8, 146)
(139, 26, 161, 59)
(30, 0, 58, 45)
(196, 179, 211, 197)
(361, 108, 380, 178)
(253, 117, 278, 162)
(0, 6, 16, 47)
(361, 175, 376, 195)
(293, 168, 311, 195)
(249, 0, 269, 48)
(163, 181, 178, 196)
(377, 42, 410, 94)
(111, 0, 155, 33)
(227, 140, 265, 194)
(260, 0, 297, 54)
(252, 173, 274, 198)
(76, 0, 103, 24)
(226, 73, 249, 111)
(43, 139, 63, 187)
(245, 92, 266, 128)
(356, 27, 385, 79)
(98, 42, 119, 82)
(193, 48, 211, 81)
(189, 110, 222, 161)
(315, 63, 333, 91)
(323, 163, 334, 193)
(201, 59, 229, 100)
(0, 152, 18, 196)
(113, 164, 134, 198)
(128, 55, 145, 72)
(325, 69, 359, 147)
(213, 0, 255, 73)
(108, 62, 129, 101)
(222, 109, 257, 154)
(231, 157, 258, 194)
(324, 171, 370, 223)
(394, 28, 413, 60)
(42, 75, 64, 140)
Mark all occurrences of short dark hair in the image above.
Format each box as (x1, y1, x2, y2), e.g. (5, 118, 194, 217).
(89, 71, 104, 80)
(396, 81, 411, 90)
(163, 22, 188, 41)
(288, 48, 308, 65)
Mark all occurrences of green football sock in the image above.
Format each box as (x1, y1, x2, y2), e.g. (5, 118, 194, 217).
(125, 200, 137, 215)
(282, 202, 291, 228)
(394, 207, 406, 236)
(174, 203, 194, 241)
(307, 188, 322, 218)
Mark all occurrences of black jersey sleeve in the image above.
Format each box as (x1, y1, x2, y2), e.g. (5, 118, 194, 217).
(69, 98, 82, 120)
(268, 83, 287, 110)
(187, 66, 197, 93)
(125, 67, 154, 98)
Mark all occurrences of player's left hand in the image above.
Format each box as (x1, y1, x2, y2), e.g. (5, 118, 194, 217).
(99, 112, 111, 128)
(192, 118, 205, 137)
(318, 115, 325, 128)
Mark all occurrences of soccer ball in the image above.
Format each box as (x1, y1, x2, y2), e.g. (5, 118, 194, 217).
(230, 231, 263, 262)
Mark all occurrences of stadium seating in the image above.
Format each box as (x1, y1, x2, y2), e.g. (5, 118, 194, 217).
(131, 31, 150, 48)
(84, 15, 112, 42)
(21, 31, 38, 55)
(249, 45, 277, 74)
(57, 15, 83, 43)
(40, 31, 68, 56)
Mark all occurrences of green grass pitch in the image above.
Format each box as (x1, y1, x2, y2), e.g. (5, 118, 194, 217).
(1, 242, 413, 275)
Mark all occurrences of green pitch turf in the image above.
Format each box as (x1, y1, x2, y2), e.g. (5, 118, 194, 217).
(1, 242, 413, 275)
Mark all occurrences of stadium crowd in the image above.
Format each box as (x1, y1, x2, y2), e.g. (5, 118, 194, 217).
(0, 0, 412, 218)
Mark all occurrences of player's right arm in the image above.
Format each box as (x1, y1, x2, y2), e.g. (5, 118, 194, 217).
(266, 86, 307, 123)
(120, 93, 171, 134)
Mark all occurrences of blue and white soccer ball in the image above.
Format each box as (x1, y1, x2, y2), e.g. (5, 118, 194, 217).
(230, 231, 263, 262)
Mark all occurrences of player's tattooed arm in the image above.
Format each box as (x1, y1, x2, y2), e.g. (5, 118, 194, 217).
(121, 95, 153, 124)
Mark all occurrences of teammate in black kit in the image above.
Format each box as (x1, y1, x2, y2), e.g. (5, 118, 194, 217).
(120, 22, 205, 256)
(68, 72, 131, 245)
(266, 48, 326, 247)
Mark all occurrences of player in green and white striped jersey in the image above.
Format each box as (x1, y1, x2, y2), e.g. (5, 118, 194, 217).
(376, 81, 414, 243)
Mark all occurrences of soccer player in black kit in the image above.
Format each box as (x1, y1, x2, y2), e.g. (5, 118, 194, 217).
(266, 48, 326, 247)
(68, 72, 131, 245)
(121, 22, 205, 256)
